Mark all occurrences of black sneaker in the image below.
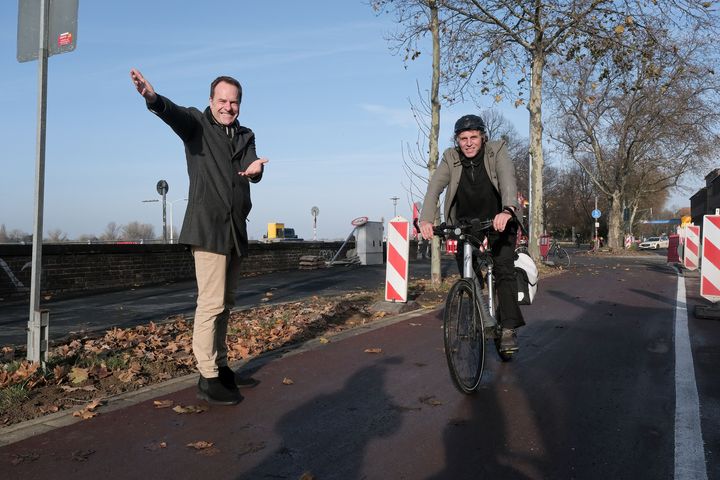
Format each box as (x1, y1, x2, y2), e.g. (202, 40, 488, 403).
(499, 328, 519, 353)
(218, 365, 260, 389)
(197, 376, 242, 405)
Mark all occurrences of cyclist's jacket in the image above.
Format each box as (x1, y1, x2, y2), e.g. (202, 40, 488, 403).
(420, 140, 518, 225)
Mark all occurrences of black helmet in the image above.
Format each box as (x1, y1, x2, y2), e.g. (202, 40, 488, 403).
(454, 114, 486, 135)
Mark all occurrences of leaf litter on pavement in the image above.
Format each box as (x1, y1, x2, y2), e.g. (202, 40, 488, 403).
(0, 275, 466, 427)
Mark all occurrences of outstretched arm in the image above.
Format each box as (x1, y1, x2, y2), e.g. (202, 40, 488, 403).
(130, 68, 157, 103)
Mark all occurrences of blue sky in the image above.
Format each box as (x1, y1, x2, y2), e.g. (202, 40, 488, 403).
(1, 1, 695, 242)
(0, 0, 536, 241)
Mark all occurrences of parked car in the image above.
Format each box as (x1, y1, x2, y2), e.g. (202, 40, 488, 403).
(639, 236, 669, 249)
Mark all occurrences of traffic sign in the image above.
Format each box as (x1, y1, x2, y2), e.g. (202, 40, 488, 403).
(17, 0, 79, 62)
(591, 209, 601, 219)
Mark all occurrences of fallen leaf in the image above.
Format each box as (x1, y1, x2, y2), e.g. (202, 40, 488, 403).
(153, 399, 175, 409)
(318, 337, 329, 344)
(187, 441, 214, 450)
(85, 399, 104, 411)
(172, 404, 208, 414)
(282, 377, 294, 385)
(72, 409, 98, 420)
(419, 395, 443, 407)
(364, 348, 382, 354)
(69, 367, 89, 385)
(299, 473, 316, 480)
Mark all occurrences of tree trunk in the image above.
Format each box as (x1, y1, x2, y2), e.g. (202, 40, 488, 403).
(527, 52, 545, 260)
(607, 191, 623, 250)
(429, 0, 442, 286)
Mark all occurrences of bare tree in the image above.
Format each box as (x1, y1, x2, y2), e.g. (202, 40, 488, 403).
(374, 0, 446, 284)
(0, 224, 8, 243)
(429, 0, 716, 258)
(547, 24, 720, 248)
(45, 229, 68, 243)
(122, 222, 156, 242)
(100, 222, 122, 242)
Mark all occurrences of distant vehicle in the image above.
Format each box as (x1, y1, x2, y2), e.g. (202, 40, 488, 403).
(639, 236, 669, 249)
(264, 223, 303, 242)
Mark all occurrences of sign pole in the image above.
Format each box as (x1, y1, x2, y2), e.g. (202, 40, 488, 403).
(27, 0, 50, 364)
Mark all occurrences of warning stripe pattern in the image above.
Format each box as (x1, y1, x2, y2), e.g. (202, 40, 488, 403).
(684, 225, 700, 271)
(700, 216, 720, 302)
(385, 219, 409, 302)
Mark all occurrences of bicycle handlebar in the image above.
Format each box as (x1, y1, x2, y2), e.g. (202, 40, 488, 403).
(412, 217, 496, 247)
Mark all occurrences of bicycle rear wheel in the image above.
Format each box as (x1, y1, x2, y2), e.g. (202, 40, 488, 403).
(557, 247, 570, 267)
(443, 279, 485, 394)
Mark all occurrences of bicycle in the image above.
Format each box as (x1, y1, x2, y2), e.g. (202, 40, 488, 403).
(417, 218, 516, 394)
(543, 238, 570, 267)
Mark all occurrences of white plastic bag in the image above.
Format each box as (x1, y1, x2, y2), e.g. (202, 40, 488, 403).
(515, 252, 538, 305)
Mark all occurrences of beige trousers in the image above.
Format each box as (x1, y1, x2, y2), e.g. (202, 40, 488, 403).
(192, 247, 243, 378)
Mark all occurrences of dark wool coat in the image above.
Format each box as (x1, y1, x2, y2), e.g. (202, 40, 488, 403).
(148, 95, 262, 256)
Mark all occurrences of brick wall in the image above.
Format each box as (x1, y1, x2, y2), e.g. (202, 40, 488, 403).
(0, 241, 361, 302)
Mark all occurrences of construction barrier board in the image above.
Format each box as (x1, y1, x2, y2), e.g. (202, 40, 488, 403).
(385, 216, 409, 303)
(700, 216, 720, 302)
(684, 225, 700, 271)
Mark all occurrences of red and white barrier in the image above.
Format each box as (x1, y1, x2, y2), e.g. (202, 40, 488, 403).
(700, 216, 720, 302)
(385, 216, 409, 302)
(684, 225, 700, 271)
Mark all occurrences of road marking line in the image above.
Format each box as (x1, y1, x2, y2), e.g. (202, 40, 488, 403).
(675, 274, 708, 480)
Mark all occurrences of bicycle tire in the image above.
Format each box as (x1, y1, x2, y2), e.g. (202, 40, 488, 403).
(443, 279, 485, 394)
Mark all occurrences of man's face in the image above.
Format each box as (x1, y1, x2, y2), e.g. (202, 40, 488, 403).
(210, 81, 240, 126)
(457, 130, 484, 158)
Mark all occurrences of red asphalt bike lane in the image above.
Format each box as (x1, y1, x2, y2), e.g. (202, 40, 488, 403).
(1, 254, 713, 479)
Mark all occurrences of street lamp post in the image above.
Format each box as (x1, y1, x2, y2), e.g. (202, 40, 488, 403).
(167, 198, 188, 244)
(390, 196, 399, 217)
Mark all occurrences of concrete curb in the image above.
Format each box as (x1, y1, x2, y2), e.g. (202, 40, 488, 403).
(0, 305, 439, 447)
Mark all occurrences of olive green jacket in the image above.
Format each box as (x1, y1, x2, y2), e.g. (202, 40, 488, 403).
(420, 140, 518, 225)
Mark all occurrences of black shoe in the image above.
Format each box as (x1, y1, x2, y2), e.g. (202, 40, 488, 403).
(197, 376, 242, 405)
(499, 328, 519, 353)
(218, 365, 260, 389)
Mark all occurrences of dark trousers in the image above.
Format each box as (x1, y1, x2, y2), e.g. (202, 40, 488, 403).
(455, 231, 525, 329)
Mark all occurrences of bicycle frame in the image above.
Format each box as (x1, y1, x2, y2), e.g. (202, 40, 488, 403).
(462, 238, 496, 319)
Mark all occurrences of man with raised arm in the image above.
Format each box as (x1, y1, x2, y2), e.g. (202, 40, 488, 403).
(130, 68, 267, 405)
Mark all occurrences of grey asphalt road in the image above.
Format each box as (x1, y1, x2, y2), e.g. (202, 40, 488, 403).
(2, 253, 717, 479)
(0, 259, 455, 347)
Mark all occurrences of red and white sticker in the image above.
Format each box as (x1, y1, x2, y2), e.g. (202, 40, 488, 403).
(57, 32, 73, 47)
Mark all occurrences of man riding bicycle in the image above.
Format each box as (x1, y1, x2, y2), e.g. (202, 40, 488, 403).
(419, 114, 525, 354)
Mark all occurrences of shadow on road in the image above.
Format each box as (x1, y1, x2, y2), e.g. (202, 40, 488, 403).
(236, 357, 404, 480)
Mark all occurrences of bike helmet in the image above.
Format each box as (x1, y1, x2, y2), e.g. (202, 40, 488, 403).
(454, 114, 486, 135)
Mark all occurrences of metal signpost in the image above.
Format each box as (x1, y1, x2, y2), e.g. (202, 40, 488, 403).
(156, 180, 169, 243)
(592, 206, 601, 251)
(311, 206, 319, 241)
(19, 0, 79, 364)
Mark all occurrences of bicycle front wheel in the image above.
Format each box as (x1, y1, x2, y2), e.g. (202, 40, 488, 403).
(443, 279, 485, 394)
